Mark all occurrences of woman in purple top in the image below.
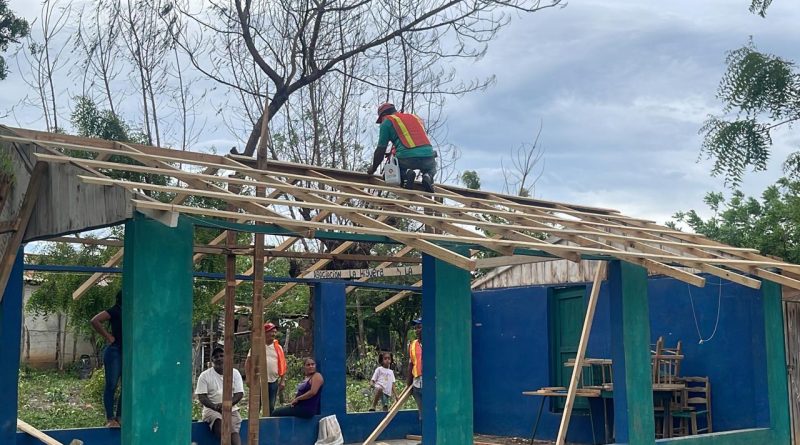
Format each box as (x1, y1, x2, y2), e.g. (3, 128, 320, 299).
(273, 357, 324, 418)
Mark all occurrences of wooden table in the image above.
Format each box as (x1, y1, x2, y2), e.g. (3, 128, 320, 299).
(522, 387, 612, 445)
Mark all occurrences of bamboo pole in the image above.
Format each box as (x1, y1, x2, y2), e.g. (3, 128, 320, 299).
(555, 261, 607, 445)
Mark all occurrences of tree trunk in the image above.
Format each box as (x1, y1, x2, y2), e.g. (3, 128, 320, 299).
(55, 312, 63, 370)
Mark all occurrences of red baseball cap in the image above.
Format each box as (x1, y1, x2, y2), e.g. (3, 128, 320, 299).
(376, 102, 395, 123)
(263, 322, 277, 332)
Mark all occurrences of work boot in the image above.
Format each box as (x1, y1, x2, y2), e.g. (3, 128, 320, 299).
(404, 170, 417, 189)
(421, 173, 435, 193)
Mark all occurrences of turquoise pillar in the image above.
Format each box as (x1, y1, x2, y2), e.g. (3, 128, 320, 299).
(762, 280, 791, 443)
(122, 213, 193, 445)
(608, 260, 654, 445)
(0, 250, 23, 445)
(421, 254, 473, 445)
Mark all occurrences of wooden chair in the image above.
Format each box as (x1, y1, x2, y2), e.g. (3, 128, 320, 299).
(671, 376, 712, 436)
(651, 337, 684, 438)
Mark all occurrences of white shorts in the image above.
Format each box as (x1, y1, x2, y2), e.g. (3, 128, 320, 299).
(202, 409, 242, 433)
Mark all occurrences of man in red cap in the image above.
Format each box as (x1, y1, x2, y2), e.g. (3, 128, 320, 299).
(368, 102, 437, 192)
(245, 322, 287, 415)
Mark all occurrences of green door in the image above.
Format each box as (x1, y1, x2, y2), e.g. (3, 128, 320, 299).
(549, 286, 588, 411)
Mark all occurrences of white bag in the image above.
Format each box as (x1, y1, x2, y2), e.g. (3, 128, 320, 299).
(383, 156, 401, 186)
(315, 414, 344, 445)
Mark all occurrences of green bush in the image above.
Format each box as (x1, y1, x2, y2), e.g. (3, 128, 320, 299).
(82, 368, 106, 405)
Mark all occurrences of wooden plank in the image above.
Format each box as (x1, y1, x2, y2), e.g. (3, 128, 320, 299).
(374, 280, 421, 313)
(362, 385, 412, 445)
(16, 418, 64, 445)
(556, 262, 606, 445)
(72, 249, 123, 300)
(0, 162, 47, 301)
(131, 200, 798, 271)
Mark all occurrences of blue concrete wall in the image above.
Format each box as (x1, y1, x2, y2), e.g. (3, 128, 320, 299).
(16, 412, 422, 445)
(472, 274, 769, 443)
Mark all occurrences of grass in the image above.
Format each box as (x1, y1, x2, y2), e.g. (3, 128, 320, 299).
(18, 368, 106, 429)
(17, 368, 418, 431)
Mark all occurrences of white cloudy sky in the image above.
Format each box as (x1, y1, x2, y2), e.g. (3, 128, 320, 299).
(4, 0, 799, 225)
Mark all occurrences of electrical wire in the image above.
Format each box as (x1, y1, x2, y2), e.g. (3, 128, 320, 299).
(687, 277, 723, 344)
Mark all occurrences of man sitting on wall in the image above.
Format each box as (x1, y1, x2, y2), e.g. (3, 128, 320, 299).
(195, 347, 244, 445)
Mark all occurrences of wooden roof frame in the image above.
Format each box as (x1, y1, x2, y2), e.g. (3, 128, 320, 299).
(4, 126, 800, 296)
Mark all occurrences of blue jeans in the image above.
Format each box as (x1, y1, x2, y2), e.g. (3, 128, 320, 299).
(103, 344, 122, 420)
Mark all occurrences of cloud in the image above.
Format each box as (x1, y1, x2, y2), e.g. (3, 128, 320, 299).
(442, 0, 800, 222)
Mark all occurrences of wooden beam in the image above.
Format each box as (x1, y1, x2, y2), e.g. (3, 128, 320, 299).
(72, 173, 761, 256)
(130, 200, 799, 271)
(0, 162, 47, 301)
(374, 281, 421, 313)
(556, 262, 606, 445)
(16, 418, 64, 445)
(362, 385, 413, 445)
(72, 249, 123, 300)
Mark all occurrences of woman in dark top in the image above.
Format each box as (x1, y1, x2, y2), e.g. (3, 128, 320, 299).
(272, 357, 324, 418)
(91, 291, 122, 428)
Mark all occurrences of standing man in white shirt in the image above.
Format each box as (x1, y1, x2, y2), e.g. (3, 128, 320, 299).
(195, 347, 244, 445)
(245, 322, 287, 415)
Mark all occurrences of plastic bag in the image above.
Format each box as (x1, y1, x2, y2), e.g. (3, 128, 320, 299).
(315, 414, 344, 445)
(383, 156, 401, 186)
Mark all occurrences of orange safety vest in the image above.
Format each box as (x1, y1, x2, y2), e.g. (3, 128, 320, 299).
(272, 340, 288, 377)
(408, 339, 423, 378)
(385, 113, 431, 149)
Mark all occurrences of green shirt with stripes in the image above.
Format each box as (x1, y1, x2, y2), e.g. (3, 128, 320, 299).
(377, 118, 434, 159)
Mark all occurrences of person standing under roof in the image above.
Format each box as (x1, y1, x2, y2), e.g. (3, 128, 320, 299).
(91, 291, 123, 428)
(368, 103, 437, 192)
(245, 322, 287, 415)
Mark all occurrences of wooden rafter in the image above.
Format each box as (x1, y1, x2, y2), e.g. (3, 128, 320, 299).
(1, 129, 794, 290)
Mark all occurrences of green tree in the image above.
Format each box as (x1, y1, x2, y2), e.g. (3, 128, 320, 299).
(700, 2, 799, 186)
(27, 240, 121, 370)
(0, 0, 29, 80)
(673, 178, 800, 264)
(460, 170, 481, 190)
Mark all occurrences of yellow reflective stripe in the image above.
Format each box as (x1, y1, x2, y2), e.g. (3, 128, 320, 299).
(387, 115, 415, 148)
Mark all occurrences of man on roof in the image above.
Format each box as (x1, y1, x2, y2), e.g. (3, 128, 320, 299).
(367, 102, 437, 193)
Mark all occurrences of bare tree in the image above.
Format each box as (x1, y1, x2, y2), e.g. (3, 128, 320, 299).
(18, 0, 74, 132)
(74, 0, 123, 115)
(164, 0, 564, 156)
(502, 121, 545, 197)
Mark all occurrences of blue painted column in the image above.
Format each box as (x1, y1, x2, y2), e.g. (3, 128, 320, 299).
(0, 250, 23, 445)
(313, 281, 346, 418)
(608, 260, 655, 445)
(122, 213, 194, 445)
(421, 254, 474, 445)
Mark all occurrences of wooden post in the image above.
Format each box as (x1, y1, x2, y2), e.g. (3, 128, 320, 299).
(221, 180, 239, 445)
(255, 94, 272, 420)
(247, 226, 265, 442)
(16, 419, 64, 445)
(555, 261, 606, 445)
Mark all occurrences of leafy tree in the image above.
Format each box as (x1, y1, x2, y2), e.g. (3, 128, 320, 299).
(460, 170, 481, 190)
(700, 2, 799, 186)
(27, 240, 121, 370)
(673, 178, 800, 264)
(0, 0, 29, 80)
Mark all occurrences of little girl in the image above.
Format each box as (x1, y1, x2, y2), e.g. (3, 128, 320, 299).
(369, 352, 398, 411)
